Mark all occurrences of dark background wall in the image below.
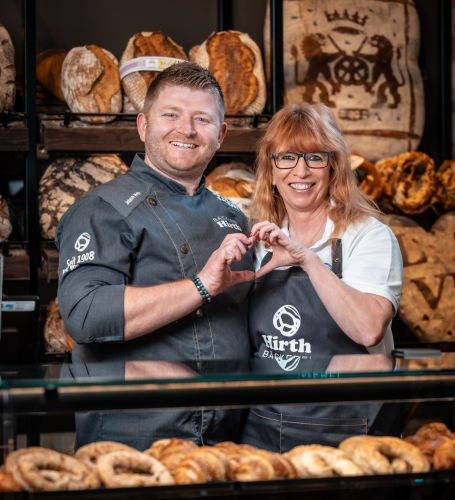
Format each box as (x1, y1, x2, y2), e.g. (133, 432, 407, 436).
(3, 0, 268, 76)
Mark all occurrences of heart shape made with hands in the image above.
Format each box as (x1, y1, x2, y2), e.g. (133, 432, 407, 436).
(386, 212, 455, 342)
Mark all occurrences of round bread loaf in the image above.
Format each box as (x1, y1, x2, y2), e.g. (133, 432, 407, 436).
(0, 23, 16, 112)
(61, 45, 121, 124)
(36, 49, 68, 101)
(120, 32, 188, 112)
(190, 31, 266, 120)
(44, 298, 74, 353)
(0, 195, 12, 242)
(38, 155, 128, 240)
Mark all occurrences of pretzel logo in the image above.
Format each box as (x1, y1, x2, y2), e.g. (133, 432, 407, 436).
(273, 305, 301, 337)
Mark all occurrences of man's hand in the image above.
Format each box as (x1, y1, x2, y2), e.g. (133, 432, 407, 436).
(198, 233, 255, 297)
(250, 221, 311, 278)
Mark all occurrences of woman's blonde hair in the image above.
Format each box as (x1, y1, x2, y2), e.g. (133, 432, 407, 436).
(250, 103, 383, 236)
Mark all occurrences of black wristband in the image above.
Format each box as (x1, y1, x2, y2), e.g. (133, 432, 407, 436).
(191, 275, 211, 303)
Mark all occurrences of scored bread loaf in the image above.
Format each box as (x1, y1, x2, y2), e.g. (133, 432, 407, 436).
(36, 49, 68, 101)
(44, 298, 74, 353)
(0, 22, 16, 112)
(0, 195, 12, 242)
(61, 45, 121, 123)
(120, 32, 188, 112)
(38, 155, 128, 240)
(190, 31, 266, 119)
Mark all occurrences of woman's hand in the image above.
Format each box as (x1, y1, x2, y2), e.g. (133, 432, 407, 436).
(250, 221, 313, 278)
(198, 233, 255, 297)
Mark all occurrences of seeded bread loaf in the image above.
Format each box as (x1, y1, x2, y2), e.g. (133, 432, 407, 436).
(36, 49, 68, 101)
(0, 23, 16, 112)
(190, 31, 266, 119)
(38, 155, 128, 240)
(120, 32, 188, 112)
(61, 45, 121, 124)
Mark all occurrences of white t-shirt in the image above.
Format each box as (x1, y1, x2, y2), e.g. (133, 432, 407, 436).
(254, 216, 403, 355)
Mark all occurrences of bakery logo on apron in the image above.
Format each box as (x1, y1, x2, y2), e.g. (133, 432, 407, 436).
(262, 305, 312, 371)
(75, 232, 91, 252)
(213, 216, 242, 231)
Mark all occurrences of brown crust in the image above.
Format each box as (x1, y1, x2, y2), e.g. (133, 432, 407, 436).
(44, 298, 74, 353)
(435, 160, 455, 211)
(172, 447, 230, 484)
(133, 31, 187, 89)
(375, 155, 399, 199)
(36, 49, 68, 101)
(0, 472, 20, 492)
(0, 194, 12, 242)
(433, 439, 455, 469)
(206, 31, 258, 114)
(0, 23, 16, 112)
(351, 153, 382, 201)
(391, 152, 438, 214)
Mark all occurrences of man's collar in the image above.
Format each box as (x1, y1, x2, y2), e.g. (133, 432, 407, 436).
(130, 153, 207, 195)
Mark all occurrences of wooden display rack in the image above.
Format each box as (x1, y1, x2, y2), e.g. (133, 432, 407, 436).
(0, 120, 29, 152)
(41, 242, 59, 282)
(1, 243, 30, 281)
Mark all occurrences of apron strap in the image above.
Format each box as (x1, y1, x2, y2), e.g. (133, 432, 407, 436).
(331, 239, 342, 279)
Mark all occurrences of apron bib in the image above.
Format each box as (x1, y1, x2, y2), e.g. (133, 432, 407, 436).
(241, 239, 381, 453)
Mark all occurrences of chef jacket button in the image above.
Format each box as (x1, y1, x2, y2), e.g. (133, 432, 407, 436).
(149, 198, 157, 206)
(195, 308, 203, 317)
(180, 246, 188, 254)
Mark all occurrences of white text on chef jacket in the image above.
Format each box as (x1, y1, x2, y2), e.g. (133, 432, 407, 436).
(262, 336, 311, 353)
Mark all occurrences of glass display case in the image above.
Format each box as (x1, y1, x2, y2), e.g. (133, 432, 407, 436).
(1, 352, 455, 499)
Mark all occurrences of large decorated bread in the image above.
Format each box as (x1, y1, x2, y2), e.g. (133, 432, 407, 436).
(264, 0, 424, 162)
(206, 162, 255, 216)
(0, 195, 12, 242)
(44, 298, 74, 353)
(190, 31, 266, 120)
(387, 213, 455, 342)
(36, 49, 68, 101)
(61, 45, 122, 124)
(38, 155, 128, 240)
(0, 22, 15, 112)
(120, 32, 188, 112)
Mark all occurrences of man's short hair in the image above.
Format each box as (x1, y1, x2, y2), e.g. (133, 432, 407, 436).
(142, 61, 225, 122)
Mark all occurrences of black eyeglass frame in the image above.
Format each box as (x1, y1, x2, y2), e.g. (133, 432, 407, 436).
(270, 152, 332, 169)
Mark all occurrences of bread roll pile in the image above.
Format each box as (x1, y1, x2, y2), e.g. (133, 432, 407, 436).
(120, 32, 188, 112)
(43, 298, 74, 353)
(0, 22, 15, 112)
(38, 154, 128, 240)
(61, 46, 122, 124)
(206, 162, 255, 216)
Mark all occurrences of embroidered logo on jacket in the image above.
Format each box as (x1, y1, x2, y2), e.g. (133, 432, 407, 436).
(213, 216, 242, 231)
(75, 232, 91, 252)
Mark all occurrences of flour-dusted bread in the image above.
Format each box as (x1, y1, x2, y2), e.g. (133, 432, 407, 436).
(0, 23, 16, 112)
(36, 49, 68, 101)
(0, 195, 12, 242)
(44, 298, 74, 353)
(190, 31, 266, 119)
(207, 162, 255, 216)
(38, 155, 128, 240)
(120, 32, 188, 112)
(61, 45, 121, 124)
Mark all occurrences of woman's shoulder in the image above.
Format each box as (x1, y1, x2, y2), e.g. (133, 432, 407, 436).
(343, 216, 398, 248)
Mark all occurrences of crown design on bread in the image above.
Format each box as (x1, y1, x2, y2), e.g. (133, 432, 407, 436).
(324, 9, 368, 26)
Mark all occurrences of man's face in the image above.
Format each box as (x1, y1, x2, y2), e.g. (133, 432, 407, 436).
(137, 85, 227, 183)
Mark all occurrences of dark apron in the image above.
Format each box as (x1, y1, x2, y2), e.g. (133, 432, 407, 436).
(241, 239, 381, 453)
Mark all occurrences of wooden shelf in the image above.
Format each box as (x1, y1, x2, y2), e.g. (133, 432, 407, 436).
(0, 121, 29, 152)
(39, 117, 266, 154)
(3, 246, 30, 280)
(41, 244, 59, 282)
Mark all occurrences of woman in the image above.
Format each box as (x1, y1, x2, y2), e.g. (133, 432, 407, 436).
(241, 103, 403, 453)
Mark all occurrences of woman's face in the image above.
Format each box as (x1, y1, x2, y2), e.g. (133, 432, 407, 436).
(271, 150, 331, 215)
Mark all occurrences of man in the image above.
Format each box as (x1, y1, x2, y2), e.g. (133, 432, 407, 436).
(56, 62, 255, 450)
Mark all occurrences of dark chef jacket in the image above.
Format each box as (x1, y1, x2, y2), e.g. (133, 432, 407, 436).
(55, 153, 253, 450)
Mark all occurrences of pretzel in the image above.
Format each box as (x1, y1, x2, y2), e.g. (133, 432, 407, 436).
(350, 153, 382, 201)
(75, 441, 138, 474)
(8, 448, 99, 491)
(391, 152, 438, 214)
(144, 438, 198, 473)
(172, 447, 230, 484)
(285, 444, 363, 478)
(436, 160, 455, 211)
(0, 472, 20, 492)
(404, 423, 455, 464)
(97, 451, 174, 488)
(375, 155, 398, 199)
(433, 439, 455, 469)
(352, 436, 430, 475)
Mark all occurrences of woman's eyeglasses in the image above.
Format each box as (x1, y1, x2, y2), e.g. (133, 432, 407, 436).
(270, 152, 331, 169)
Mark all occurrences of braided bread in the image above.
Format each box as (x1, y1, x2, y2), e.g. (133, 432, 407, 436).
(75, 441, 138, 474)
(433, 439, 455, 469)
(6, 447, 99, 491)
(97, 451, 174, 488)
(172, 447, 230, 484)
(285, 444, 363, 478)
(144, 438, 198, 473)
